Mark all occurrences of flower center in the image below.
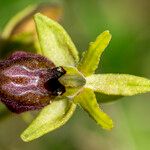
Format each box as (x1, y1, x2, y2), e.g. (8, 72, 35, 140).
(44, 67, 66, 96)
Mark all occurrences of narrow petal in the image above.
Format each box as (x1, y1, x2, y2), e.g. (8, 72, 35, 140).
(78, 31, 111, 76)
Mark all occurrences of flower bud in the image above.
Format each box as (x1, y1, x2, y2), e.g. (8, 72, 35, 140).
(0, 51, 66, 113)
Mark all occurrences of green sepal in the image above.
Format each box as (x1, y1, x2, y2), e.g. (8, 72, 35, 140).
(78, 31, 111, 76)
(86, 74, 150, 96)
(21, 98, 76, 142)
(34, 13, 79, 66)
(74, 88, 113, 130)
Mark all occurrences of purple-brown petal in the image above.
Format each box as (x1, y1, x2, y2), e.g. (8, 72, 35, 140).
(0, 51, 66, 113)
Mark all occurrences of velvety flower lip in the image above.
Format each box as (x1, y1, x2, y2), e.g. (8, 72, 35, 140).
(0, 51, 66, 113)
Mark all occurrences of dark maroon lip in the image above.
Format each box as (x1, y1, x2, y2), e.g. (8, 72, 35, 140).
(0, 51, 66, 113)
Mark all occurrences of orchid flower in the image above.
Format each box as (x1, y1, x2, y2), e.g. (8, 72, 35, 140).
(1, 13, 150, 142)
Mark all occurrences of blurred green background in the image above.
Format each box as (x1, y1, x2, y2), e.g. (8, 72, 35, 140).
(0, 0, 150, 150)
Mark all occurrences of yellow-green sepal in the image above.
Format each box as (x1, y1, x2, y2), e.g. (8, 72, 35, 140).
(21, 98, 76, 142)
(34, 13, 79, 66)
(86, 74, 150, 96)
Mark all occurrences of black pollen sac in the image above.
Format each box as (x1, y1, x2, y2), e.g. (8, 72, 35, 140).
(0, 51, 66, 113)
